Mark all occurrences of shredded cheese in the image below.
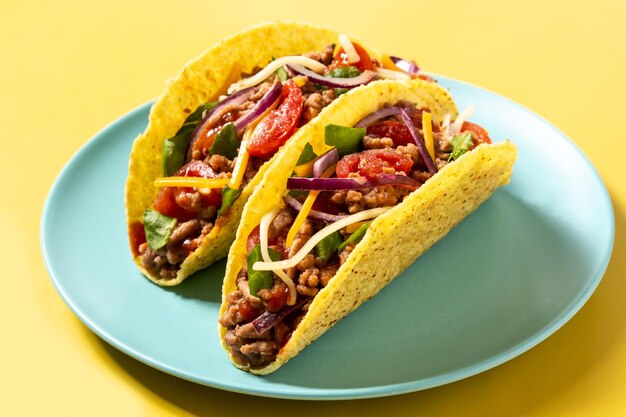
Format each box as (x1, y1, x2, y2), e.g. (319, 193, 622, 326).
(259, 206, 296, 305)
(293, 160, 315, 177)
(380, 54, 401, 71)
(338, 34, 360, 64)
(284, 164, 336, 247)
(423, 111, 435, 159)
(375, 67, 410, 80)
(285, 190, 320, 248)
(227, 56, 327, 94)
(153, 177, 230, 189)
(229, 139, 249, 190)
(254, 207, 392, 272)
(451, 105, 475, 135)
(345, 221, 368, 234)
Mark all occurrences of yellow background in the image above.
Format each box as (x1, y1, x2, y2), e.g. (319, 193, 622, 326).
(2, 0, 625, 415)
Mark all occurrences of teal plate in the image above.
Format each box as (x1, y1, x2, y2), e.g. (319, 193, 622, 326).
(41, 76, 614, 400)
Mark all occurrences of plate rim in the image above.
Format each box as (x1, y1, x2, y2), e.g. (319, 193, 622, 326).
(40, 75, 615, 400)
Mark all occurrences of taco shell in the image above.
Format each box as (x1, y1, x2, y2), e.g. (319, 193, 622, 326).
(219, 78, 516, 374)
(125, 22, 363, 286)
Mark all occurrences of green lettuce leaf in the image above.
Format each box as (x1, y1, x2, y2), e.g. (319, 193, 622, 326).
(209, 122, 239, 159)
(325, 124, 366, 156)
(143, 209, 177, 250)
(217, 186, 242, 218)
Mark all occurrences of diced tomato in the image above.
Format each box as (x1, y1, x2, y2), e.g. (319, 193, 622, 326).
(367, 120, 414, 146)
(336, 150, 414, 179)
(152, 160, 222, 221)
(328, 42, 376, 72)
(246, 226, 288, 259)
(461, 121, 492, 148)
(247, 80, 303, 158)
(265, 285, 289, 313)
(238, 299, 262, 322)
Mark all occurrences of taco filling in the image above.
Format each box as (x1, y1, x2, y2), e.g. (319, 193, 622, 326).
(131, 36, 434, 280)
(219, 101, 492, 369)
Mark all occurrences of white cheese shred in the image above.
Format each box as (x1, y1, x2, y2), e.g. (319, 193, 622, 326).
(451, 105, 475, 135)
(338, 34, 360, 64)
(227, 56, 327, 94)
(253, 206, 392, 272)
(375, 67, 410, 80)
(259, 206, 297, 305)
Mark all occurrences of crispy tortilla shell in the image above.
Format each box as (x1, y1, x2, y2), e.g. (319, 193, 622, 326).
(218, 79, 507, 374)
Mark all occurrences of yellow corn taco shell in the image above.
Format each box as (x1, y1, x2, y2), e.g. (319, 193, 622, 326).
(125, 22, 378, 286)
(218, 79, 514, 374)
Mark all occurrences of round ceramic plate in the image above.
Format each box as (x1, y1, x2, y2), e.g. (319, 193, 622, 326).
(41, 76, 614, 400)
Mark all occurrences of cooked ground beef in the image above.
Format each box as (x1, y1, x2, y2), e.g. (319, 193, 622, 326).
(363, 135, 394, 149)
(139, 219, 213, 280)
(330, 185, 412, 214)
(301, 89, 336, 123)
(304, 44, 335, 65)
(268, 208, 296, 240)
(206, 154, 233, 173)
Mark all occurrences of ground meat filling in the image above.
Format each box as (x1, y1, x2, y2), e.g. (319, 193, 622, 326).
(220, 103, 466, 366)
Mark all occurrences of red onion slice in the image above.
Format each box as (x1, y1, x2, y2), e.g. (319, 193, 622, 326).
(287, 174, 420, 191)
(400, 109, 437, 174)
(186, 86, 255, 161)
(287, 64, 377, 89)
(313, 147, 339, 178)
(233, 82, 282, 134)
(252, 297, 310, 335)
(283, 194, 347, 222)
(390, 56, 420, 75)
(354, 107, 403, 128)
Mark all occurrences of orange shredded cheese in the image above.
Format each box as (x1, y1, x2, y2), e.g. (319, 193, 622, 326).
(423, 111, 435, 159)
(153, 177, 230, 189)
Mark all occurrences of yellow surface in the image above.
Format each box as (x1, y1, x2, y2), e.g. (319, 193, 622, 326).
(1, 0, 624, 415)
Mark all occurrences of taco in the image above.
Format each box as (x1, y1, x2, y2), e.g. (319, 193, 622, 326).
(218, 79, 517, 374)
(125, 21, 437, 286)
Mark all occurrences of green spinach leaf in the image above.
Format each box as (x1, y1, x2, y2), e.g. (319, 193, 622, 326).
(143, 209, 177, 250)
(296, 143, 318, 165)
(325, 124, 366, 156)
(217, 186, 242, 218)
(161, 101, 218, 175)
(208, 122, 239, 159)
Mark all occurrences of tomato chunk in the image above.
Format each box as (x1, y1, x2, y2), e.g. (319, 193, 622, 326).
(247, 80, 303, 158)
(461, 121, 492, 148)
(246, 226, 288, 259)
(153, 160, 222, 221)
(328, 42, 376, 72)
(336, 150, 414, 178)
(367, 120, 413, 146)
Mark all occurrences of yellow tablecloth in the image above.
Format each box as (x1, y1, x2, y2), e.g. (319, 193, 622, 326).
(3, 1, 624, 415)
